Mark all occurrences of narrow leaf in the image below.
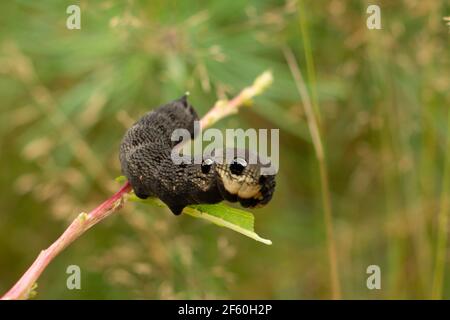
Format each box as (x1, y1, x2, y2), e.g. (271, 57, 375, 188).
(128, 193, 272, 245)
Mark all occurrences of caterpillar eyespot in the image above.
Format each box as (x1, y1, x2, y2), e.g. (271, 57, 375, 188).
(201, 158, 214, 174)
(119, 96, 276, 215)
(229, 157, 247, 175)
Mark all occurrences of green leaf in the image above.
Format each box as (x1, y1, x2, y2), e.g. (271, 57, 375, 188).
(128, 193, 272, 245)
(115, 175, 127, 183)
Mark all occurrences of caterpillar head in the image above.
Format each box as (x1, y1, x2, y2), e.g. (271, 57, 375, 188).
(207, 149, 276, 208)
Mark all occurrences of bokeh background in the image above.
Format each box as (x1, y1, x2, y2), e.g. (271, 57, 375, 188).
(0, 0, 449, 299)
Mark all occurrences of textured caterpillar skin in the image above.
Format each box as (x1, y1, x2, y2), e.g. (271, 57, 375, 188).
(119, 96, 276, 215)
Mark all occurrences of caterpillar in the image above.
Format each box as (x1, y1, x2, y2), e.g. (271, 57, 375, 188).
(119, 96, 276, 215)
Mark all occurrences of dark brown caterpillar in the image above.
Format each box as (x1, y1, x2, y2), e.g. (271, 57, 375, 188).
(119, 96, 276, 215)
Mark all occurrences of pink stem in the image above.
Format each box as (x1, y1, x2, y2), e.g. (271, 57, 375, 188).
(1, 71, 272, 300)
(1, 182, 132, 300)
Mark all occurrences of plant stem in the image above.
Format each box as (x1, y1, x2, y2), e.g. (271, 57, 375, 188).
(1, 71, 273, 300)
(2, 182, 132, 300)
(298, 0, 321, 125)
(431, 110, 450, 299)
(284, 47, 341, 299)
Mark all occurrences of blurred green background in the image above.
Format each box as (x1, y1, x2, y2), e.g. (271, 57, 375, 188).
(0, 0, 449, 299)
